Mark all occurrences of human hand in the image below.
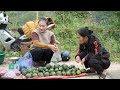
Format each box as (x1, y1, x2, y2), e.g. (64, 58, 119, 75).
(54, 44, 59, 51)
(48, 45, 58, 52)
(76, 56, 81, 63)
(81, 58, 86, 65)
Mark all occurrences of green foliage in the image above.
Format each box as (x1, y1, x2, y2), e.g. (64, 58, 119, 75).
(4, 11, 120, 62)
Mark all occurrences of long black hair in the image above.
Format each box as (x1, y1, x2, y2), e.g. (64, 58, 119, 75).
(77, 27, 93, 37)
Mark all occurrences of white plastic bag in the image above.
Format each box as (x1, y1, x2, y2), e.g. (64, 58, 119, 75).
(51, 51, 62, 63)
(2, 70, 16, 79)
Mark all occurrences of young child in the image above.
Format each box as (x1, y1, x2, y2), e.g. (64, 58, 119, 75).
(75, 27, 110, 79)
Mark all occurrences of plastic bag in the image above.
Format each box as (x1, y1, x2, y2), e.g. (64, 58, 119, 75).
(23, 51, 32, 59)
(51, 51, 62, 63)
(0, 69, 7, 76)
(3, 71, 16, 79)
(16, 51, 33, 70)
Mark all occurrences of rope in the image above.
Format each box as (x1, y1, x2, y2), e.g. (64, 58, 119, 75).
(54, 28, 120, 32)
(11, 28, 120, 32)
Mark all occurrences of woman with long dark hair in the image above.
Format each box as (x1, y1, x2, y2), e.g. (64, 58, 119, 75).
(75, 27, 110, 79)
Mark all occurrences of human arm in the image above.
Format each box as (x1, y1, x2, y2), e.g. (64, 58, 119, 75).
(31, 32, 58, 52)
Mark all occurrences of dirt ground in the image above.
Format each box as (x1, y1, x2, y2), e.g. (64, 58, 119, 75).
(0, 59, 120, 79)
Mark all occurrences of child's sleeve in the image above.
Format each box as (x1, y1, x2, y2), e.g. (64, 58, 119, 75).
(31, 32, 50, 48)
(50, 34, 56, 44)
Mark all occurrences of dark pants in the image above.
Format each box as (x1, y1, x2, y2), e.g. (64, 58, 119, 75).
(30, 48, 54, 64)
(18, 27, 24, 36)
(79, 52, 110, 75)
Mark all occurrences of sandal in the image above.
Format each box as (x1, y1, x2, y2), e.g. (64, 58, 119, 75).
(86, 69, 96, 73)
(99, 74, 106, 79)
(86, 68, 96, 73)
(99, 70, 107, 79)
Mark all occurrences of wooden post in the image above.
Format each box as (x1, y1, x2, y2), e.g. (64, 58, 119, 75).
(36, 11, 39, 20)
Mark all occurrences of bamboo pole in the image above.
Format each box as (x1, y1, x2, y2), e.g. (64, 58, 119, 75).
(36, 11, 39, 20)
(55, 28, 120, 32)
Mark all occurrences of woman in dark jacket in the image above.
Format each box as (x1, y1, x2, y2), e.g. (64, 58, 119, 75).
(75, 27, 110, 79)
